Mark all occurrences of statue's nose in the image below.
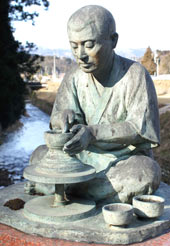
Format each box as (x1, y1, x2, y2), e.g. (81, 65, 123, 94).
(77, 45, 87, 60)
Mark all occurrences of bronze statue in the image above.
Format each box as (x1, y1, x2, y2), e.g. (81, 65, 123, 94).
(30, 5, 161, 203)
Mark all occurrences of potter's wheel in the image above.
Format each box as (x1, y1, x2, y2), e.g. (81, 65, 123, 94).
(23, 130, 96, 223)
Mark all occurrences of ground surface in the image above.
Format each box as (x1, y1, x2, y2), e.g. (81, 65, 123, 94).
(1, 223, 170, 246)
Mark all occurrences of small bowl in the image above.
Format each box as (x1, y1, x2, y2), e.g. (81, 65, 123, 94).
(102, 203, 134, 226)
(133, 195, 165, 218)
(44, 130, 73, 148)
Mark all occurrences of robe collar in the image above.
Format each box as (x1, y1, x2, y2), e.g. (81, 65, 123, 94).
(87, 54, 121, 125)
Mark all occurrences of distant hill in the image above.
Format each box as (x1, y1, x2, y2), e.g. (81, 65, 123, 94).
(32, 47, 73, 58)
(33, 46, 146, 59)
(116, 48, 146, 59)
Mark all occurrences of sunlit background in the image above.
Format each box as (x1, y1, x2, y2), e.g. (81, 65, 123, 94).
(13, 0, 170, 51)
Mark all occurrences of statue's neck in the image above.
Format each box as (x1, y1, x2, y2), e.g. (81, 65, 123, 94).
(92, 52, 115, 86)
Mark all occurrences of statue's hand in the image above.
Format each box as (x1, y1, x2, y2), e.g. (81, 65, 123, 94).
(63, 124, 95, 155)
(58, 109, 75, 133)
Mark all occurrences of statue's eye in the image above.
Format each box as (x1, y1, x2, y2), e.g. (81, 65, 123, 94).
(85, 41, 94, 48)
(70, 42, 78, 49)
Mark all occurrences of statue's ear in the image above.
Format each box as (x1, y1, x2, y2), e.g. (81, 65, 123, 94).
(111, 32, 118, 49)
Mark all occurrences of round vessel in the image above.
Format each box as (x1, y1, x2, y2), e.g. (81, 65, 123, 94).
(44, 130, 73, 148)
(133, 195, 165, 218)
(102, 203, 134, 226)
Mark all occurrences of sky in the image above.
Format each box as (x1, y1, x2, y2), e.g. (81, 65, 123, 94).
(13, 0, 170, 51)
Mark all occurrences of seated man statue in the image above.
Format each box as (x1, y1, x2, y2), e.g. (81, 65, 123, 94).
(29, 5, 161, 203)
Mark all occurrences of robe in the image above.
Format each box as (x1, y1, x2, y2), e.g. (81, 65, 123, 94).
(50, 54, 160, 173)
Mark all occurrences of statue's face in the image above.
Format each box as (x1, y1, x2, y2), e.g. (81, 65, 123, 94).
(68, 23, 113, 74)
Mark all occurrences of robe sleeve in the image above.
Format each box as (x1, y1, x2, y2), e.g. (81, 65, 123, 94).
(50, 66, 85, 129)
(90, 62, 160, 148)
(125, 63, 160, 145)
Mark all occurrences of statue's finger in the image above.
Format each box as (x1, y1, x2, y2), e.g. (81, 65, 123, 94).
(68, 111, 75, 124)
(62, 121, 69, 133)
(64, 138, 80, 149)
(63, 145, 83, 155)
(61, 114, 70, 133)
(70, 124, 82, 134)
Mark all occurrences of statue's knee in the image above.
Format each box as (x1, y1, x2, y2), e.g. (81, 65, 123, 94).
(115, 155, 161, 186)
(129, 155, 161, 190)
(29, 144, 48, 165)
(106, 155, 161, 203)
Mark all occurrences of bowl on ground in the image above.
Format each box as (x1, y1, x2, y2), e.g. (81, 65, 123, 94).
(132, 195, 165, 218)
(102, 203, 134, 226)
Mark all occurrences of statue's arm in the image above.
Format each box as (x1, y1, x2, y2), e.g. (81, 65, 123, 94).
(89, 122, 144, 145)
(63, 64, 160, 155)
(90, 64, 160, 146)
(50, 66, 85, 132)
(63, 122, 142, 155)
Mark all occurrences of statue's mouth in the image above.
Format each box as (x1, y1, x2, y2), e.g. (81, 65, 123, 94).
(79, 63, 92, 68)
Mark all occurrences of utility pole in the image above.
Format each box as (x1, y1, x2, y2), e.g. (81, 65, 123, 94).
(154, 51, 160, 76)
(52, 54, 57, 82)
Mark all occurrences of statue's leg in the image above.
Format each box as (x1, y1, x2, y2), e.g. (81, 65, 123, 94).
(25, 145, 55, 195)
(65, 155, 161, 203)
(107, 155, 161, 203)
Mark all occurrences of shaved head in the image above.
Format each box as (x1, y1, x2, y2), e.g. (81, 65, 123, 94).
(67, 5, 118, 78)
(67, 5, 116, 39)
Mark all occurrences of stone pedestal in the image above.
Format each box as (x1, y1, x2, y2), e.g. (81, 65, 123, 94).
(0, 182, 170, 245)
